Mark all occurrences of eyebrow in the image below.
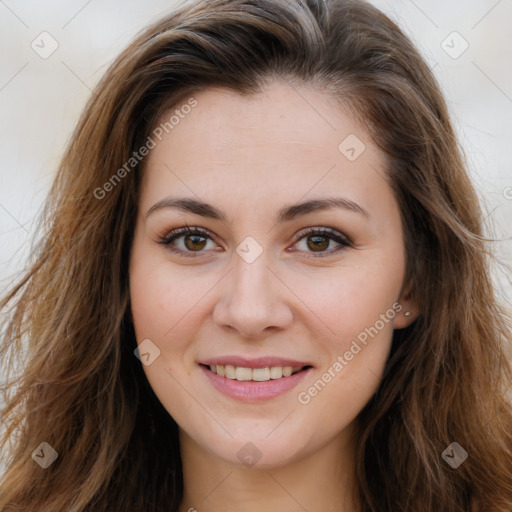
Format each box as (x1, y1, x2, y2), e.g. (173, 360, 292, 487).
(145, 196, 369, 223)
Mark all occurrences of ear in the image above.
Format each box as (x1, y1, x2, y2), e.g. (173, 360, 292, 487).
(394, 278, 419, 329)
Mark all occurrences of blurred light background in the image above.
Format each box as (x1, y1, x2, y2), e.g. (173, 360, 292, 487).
(0, 0, 511, 303)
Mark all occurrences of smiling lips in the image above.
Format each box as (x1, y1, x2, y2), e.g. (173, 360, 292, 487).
(199, 356, 313, 401)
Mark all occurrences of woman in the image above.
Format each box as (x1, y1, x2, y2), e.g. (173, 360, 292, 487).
(1, 0, 511, 510)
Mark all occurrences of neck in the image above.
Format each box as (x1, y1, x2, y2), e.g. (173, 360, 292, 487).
(177, 424, 360, 512)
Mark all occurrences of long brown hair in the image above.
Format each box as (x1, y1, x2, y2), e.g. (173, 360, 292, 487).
(1, 0, 511, 510)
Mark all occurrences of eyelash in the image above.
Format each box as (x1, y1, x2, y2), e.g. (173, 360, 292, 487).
(157, 225, 352, 258)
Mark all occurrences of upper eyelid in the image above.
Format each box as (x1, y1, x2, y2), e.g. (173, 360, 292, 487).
(295, 226, 351, 243)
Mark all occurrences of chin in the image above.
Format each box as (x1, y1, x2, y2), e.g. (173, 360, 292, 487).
(189, 426, 314, 469)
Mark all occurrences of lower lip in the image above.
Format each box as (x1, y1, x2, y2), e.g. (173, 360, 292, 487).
(199, 365, 312, 402)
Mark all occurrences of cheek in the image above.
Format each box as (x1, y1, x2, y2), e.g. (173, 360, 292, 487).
(128, 248, 194, 369)
(130, 264, 169, 338)
(294, 277, 398, 437)
(288, 263, 400, 420)
(129, 245, 203, 338)
(129, 252, 228, 378)
(129, 256, 202, 424)
(286, 261, 402, 345)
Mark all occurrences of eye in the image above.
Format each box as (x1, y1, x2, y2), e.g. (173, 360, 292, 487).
(158, 226, 351, 258)
(290, 227, 351, 257)
(158, 226, 218, 258)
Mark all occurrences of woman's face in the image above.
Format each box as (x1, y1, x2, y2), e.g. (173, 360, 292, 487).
(129, 81, 417, 468)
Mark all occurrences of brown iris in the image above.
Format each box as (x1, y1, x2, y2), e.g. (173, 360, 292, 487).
(307, 234, 329, 252)
(184, 234, 207, 251)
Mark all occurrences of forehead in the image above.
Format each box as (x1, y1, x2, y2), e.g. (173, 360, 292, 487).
(140, 82, 392, 216)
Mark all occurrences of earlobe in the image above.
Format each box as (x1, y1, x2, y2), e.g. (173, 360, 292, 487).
(395, 280, 419, 328)
(395, 294, 420, 328)
(394, 305, 419, 329)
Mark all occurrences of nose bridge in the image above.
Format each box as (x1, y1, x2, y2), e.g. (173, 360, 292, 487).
(228, 231, 275, 294)
(213, 242, 293, 336)
(229, 245, 276, 307)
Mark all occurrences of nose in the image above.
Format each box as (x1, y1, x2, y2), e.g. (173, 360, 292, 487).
(212, 251, 294, 339)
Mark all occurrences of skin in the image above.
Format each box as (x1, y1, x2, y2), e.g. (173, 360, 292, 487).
(129, 80, 419, 512)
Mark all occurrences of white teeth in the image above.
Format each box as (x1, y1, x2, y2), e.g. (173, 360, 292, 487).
(235, 366, 252, 381)
(225, 364, 236, 379)
(282, 367, 293, 377)
(208, 364, 303, 381)
(252, 367, 271, 381)
(270, 367, 283, 379)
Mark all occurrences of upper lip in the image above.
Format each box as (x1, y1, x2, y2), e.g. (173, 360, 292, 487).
(200, 356, 313, 369)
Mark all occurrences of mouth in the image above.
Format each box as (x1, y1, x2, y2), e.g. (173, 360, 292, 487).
(200, 363, 312, 382)
(198, 359, 314, 402)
